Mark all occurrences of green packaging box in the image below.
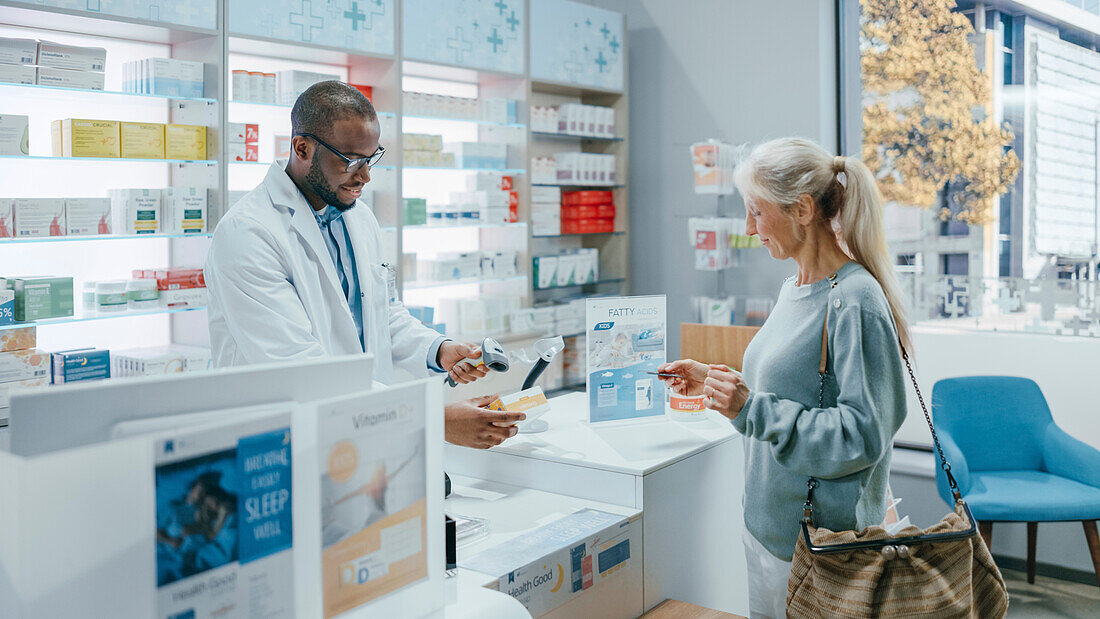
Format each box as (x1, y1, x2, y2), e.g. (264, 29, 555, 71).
(8, 276, 75, 322)
(403, 197, 427, 226)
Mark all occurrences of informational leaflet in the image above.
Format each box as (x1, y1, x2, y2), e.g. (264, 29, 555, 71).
(318, 382, 428, 618)
(154, 414, 293, 619)
(586, 295, 667, 423)
(461, 509, 634, 617)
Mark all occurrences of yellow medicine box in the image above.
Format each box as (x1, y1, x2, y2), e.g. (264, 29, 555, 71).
(165, 124, 207, 161)
(50, 118, 120, 158)
(120, 122, 165, 159)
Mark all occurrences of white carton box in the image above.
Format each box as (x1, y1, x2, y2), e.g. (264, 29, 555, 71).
(148, 58, 204, 98)
(0, 198, 12, 238)
(276, 70, 340, 105)
(534, 256, 558, 289)
(111, 188, 160, 235)
(0, 114, 29, 156)
(161, 187, 206, 234)
(36, 40, 106, 72)
(36, 67, 105, 90)
(0, 62, 37, 86)
(555, 254, 578, 287)
(13, 198, 65, 237)
(0, 37, 37, 64)
(64, 198, 111, 235)
(531, 186, 561, 203)
(161, 287, 207, 308)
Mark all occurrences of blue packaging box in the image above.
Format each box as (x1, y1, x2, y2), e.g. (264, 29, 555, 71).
(52, 348, 111, 384)
(0, 289, 13, 326)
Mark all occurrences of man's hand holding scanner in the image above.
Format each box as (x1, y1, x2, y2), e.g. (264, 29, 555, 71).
(439, 341, 490, 385)
(657, 359, 750, 421)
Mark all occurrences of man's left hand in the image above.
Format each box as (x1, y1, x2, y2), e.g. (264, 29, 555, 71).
(439, 341, 490, 385)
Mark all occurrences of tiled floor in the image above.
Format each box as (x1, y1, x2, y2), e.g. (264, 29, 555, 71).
(1003, 569, 1100, 618)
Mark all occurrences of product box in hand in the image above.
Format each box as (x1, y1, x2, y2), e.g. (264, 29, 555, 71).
(0, 62, 36, 86)
(65, 198, 111, 235)
(8, 276, 74, 321)
(161, 187, 206, 234)
(488, 386, 551, 424)
(0, 114, 29, 156)
(165, 124, 206, 160)
(51, 348, 110, 384)
(51, 118, 120, 158)
(111, 188, 160, 235)
(36, 40, 105, 72)
(13, 198, 65, 237)
(0, 37, 37, 65)
(36, 67, 105, 90)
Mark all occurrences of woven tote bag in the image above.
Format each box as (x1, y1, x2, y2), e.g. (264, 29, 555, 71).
(785, 271, 1008, 618)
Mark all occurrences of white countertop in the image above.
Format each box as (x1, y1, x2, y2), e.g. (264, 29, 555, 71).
(447, 474, 642, 589)
(467, 392, 738, 476)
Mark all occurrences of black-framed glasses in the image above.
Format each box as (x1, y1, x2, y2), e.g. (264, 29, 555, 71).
(296, 133, 385, 173)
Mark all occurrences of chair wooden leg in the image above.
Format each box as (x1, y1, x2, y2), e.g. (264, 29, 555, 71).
(1026, 522, 1037, 584)
(979, 521, 993, 550)
(1083, 520, 1100, 589)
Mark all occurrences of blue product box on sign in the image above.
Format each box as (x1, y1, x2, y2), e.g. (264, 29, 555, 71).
(51, 347, 111, 384)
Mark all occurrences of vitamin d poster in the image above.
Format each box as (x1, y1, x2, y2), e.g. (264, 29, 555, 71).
(586, 295, 667, 423)
(318, 382, 428, 618)
(154, 414, 293, 619)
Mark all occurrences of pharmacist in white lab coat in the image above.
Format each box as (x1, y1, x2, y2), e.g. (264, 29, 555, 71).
(206, 81, 524, 449)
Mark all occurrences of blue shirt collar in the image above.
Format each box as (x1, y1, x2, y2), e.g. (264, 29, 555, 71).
(314, 205, 344, 227)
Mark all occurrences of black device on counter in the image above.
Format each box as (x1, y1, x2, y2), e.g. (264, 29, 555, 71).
(445, 515, 457, 570)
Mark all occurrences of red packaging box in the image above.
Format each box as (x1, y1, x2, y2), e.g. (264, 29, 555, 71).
(501, 176, 514, 191)
(245, 143, 259, 161)
(562, 204, 616, 220)
(145, 268, 206, 291)
(245, 124, 259, 144)
(561, 218, 614, 234)
(562, 190, 613, 206)
(349, 83, 373, 101)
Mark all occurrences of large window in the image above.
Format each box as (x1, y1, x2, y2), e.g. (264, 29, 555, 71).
(857, 0, 1100, 337)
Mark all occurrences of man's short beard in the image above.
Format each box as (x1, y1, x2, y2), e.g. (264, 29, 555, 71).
(305, 150, 357, 211)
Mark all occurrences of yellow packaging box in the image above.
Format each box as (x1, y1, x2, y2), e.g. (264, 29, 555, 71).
(165, 124, 207, 160)
(488, 386, 552, 426)
(120, 122, 165, 159)
(50, 118, 120, 158)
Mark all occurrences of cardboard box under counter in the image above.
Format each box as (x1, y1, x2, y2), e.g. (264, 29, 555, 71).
(51, 118, 120, 158)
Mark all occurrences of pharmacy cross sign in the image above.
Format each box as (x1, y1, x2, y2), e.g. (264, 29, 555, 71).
(600, 22, 610, 39)
(595, 50, 607, 72)
(506, 10, 519, 31)
(487, 28, 504, 53)
(290, 0, 325, 42)
(344, 2, 366, 30)
(447, 27, 474, 63)
(609, 35, 620, 54)
(494, 0, 507, 15)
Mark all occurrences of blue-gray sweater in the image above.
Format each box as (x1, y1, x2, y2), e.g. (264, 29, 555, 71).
(734, 261, 907, 561)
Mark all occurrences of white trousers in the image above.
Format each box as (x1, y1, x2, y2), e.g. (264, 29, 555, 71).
(742, 528, 793, 619)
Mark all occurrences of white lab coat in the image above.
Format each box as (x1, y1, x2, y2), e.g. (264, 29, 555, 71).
(205, 160, 441, 385)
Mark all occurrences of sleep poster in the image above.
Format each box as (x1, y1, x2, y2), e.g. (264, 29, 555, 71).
(586, 295, 667, 423)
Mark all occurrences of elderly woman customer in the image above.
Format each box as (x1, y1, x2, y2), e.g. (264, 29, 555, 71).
(659, 138, 910, 619)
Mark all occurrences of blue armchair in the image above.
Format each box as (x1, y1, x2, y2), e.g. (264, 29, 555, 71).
(931, 376, 1100, 588)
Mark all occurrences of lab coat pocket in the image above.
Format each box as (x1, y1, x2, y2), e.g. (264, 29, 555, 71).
(368, 263, 392, 340)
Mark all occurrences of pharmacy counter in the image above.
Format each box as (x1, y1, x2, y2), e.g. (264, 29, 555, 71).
(445, 392, 749, 615)
(447, 474, 643, 618)
(438, 579, 531, 618)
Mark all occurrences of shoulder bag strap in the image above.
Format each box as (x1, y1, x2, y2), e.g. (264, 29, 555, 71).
(803, 271, 962, 526)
